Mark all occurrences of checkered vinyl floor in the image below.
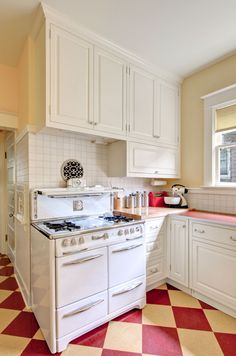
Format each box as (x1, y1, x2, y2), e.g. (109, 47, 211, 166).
(0, 254, 236, 355)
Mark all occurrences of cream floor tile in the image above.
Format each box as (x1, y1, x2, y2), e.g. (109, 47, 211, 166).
(0, 290, 12, 303)
(104, 321, 142, 353)
(0, 276, 7, 283)
(178, 329, 223, 356)
(0, 334, 30, 356)
(204, 309, 236, 333)
(61, 345, 102, 356)
(168, 290, 201, 308)
(0, 308, 20, 333)
(33, 328, 45, 340)
(142, 304, 176, 327)
(156, 283, 168, 290)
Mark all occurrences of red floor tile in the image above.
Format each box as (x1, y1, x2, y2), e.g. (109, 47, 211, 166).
(0, 266, 14, 276)
(113, 309, 142, 323)
(199, 300, 216, 310)
(71, 322, 109, 348)
(2, 311, 39, 338)
(215, 333, 236, 356)
(102, 350, 141, 356)
(166, 283, 179, 290)
(0, 291, 25, 310)
(146, 289, 171, 305)
(0, 257, 11, 266)
(172, 306, 212, 331)
(0, 277, 18, 291)
(142, 324, 182, 356)
(21, 339, 61, 355)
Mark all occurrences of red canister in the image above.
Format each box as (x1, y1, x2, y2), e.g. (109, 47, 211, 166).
(148, 191, 169, 207)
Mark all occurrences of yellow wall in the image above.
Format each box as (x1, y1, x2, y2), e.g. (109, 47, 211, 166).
(0, 64, 18, 113)
(180, 53, 236, 187)
(17, 37, 35, 133)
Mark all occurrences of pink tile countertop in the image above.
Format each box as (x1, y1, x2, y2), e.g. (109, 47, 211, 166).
(179, 210, 236, 227)
(114, 207, 236, 227)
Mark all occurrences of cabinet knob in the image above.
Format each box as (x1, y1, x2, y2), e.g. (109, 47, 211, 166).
(88, 121, 93, 125)
(194, 228, 205, 234)
(182, 225, 186, 228)
(154, 170, 159, 174)
(150, 268, 158, 273)
(230, 236, 236, 241)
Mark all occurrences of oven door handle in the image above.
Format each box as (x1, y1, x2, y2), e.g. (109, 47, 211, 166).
(62, 254, 103, 266)
(63, 299, 104, 318)
(126, 235, 143, 241)
(112, 282, 143, 296)
(112, 243, 143, 253)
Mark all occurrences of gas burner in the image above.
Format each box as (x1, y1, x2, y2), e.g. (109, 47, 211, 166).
(103, 215, 134, 223)
(44, 221, 81, 232)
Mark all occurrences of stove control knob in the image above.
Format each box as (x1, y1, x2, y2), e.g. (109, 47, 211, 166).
(136, 226, 140, 232)
(118, 230, 124, 236)
(124, 229, 129, 235)
(79, 237, 84, 244)
(130, 227, 135, 234)
(62, 239, 70, 247)
(71, 238, 77, 246)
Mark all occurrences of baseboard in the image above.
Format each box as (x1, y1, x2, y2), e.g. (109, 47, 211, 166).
(15, 266, 31, 308)
(7, 247, 15, 266)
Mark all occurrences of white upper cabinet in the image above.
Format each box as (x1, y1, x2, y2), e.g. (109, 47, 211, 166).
(129, 65, 159, 141)
(94, 47, 127, 136)
(50, 25, 93, 129)
(158, 81, 179, 146)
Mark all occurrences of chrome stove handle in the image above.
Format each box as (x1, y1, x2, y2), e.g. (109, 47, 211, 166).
(126, 235, 143, 241)
(63, 299, 104, 318)
(112, 243, 143, 253)
(63, 254, 103, 266)
(112, 282, 143, 296)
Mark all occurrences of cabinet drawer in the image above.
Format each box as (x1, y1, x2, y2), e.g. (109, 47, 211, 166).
(146, 240, 163, 255)
(57, 291, 107, 338)
(109, 239, 145, 288)
(146, 257, 165, 286)
(109, 276, 145, 314)
(56, 247, 107, 308)
(192, 222, 236, 248)
(145, 218, 165, 235)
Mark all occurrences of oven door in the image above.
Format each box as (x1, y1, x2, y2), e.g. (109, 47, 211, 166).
(108, 238, 145, 288)
(56, 247, 107, 308)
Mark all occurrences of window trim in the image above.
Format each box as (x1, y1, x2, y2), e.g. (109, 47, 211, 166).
(202, 84, 236, 188)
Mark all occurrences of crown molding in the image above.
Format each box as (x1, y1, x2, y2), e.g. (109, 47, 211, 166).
(0, 111, 18, 130)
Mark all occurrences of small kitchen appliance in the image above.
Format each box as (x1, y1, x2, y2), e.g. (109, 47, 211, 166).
(30, 187, 146, 353)
(164, 184, 188, 208)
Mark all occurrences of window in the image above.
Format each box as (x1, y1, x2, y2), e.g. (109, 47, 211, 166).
(202, 84, 236, 188)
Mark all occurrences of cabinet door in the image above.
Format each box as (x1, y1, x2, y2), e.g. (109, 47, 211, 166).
(50, 25, 93, 128)
(129, 65, 159, 141)
(128, 142, 179, 178)
(94, 47, 127, 136)
(169, 219, 188, 287)
(158, 81, 179, 146)
(191, 240, 236, 310)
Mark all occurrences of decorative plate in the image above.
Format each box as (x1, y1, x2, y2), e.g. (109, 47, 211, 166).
(61, 159, 84, 181)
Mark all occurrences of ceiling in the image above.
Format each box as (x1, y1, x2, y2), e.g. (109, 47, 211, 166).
(1, 0, 236, 78)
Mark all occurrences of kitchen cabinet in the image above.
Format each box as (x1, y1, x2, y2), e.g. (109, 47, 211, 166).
(50, 25, 93, 129)
(145, 218, 167, 289)
(191, 221, 236, 311)
(32, 7, 181, 151)
(94, 47, 127, 136)
(108, 141, 180, 178)
(129, 65, 159, 142)
(169, 217, 188, 287)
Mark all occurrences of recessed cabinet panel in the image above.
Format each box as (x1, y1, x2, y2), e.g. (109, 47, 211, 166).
(192, 240, 236, 309)
(50, 25, 93, 128)
(169, 218, 188, 287)
(94, 47, 126, 135)
(128, 142, 179, 177)
(158, 81, 179, 146)
(129, 66, 158, 141)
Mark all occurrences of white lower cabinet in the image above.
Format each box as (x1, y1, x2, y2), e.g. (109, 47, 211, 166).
(145, 218, 166, 289)
(190, 221, 236, 311)
(169, 217, 188, 287)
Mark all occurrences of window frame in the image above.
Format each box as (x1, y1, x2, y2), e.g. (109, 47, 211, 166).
(202, 84, 236, 188)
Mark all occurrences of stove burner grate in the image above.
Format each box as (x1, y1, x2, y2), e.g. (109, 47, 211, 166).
(102, 215, 134, 223)
(44, 221, 81, 232)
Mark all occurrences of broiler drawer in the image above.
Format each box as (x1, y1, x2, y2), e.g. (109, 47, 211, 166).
(57, 290, 107, 338)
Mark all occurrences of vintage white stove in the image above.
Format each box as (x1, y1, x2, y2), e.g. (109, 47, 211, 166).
(30, 188, 146, 353)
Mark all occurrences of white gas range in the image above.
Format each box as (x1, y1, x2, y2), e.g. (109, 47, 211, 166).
(30, 188, 146, 354)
